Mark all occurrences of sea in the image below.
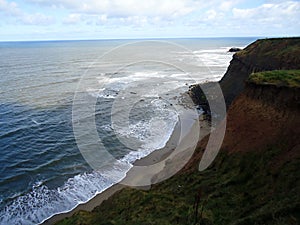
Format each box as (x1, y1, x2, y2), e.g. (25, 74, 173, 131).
(0, 37, 256, 224)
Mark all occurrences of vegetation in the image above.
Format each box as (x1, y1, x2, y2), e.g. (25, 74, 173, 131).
(236, 38, 300, 64)
(56, 145, 300, 225)
(248, 70, 300, 88)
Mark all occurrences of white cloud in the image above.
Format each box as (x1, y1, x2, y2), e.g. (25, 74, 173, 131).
(21, 13, 54, 25)
(0, 0, 22, 16)
(232, 1, 300, 23)
(219, 0, 240, 11)
(26, 0, 197, 18)
(63, 13, 82, 24)
(1, 0, 300, 39)
(119, 16, 149, 27)
(0, 0, 54, 25)
(226, 1, 300, 36)
(204, 9, 218, 21)
(63, 13, 108, 25)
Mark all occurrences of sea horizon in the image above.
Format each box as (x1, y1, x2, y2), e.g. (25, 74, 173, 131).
(0, 36, 263, 43)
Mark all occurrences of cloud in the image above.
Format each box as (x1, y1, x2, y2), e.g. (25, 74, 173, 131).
(204, 9, 218, 21)
(219, 0, 240, 11)
(33, 0, 244, 28)
(227, 1, 300, 35)
(0, 0, 22, 16)
(62, 13, 109, 25)
(63, 13, 82, 24)
(21, 12, 54, 25)
(1, 0, 300, 40)
(232, 1, 300, 23)
(118, 16, 149, 27)
(0, 0, 54, 25)
(26, 0, 197, 18)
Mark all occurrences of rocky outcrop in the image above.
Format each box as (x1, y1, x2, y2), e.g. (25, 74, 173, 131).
(228, 47, 241, 52)
(187, 82, 215, 115)
(220, 37, 300, 107)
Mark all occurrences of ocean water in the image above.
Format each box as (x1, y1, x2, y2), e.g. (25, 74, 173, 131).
(0, 37, 256, 224)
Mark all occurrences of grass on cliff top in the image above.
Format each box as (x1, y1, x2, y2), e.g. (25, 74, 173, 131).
(235, 38, 300, 71)
(236, 38, 300, 59)
(56, 145, 300, 225)
(248, 70, 300, 88)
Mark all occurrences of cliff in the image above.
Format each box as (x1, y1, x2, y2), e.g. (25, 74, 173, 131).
(188, 38, 300, 111)
(56, 38, 300, 225)
(220, 81, 300, 153)
(220, 37, 300, 106)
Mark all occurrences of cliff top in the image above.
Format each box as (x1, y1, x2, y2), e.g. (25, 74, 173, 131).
(235, 37, 300, 70)
(219, 37, 300, 107)
(248, 70, 300, 88)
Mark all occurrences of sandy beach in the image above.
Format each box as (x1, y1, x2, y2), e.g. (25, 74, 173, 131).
(42, 112, 211, 225)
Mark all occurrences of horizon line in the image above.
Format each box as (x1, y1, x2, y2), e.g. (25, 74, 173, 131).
(1, 35, 299, 43)
(0, 36, 265, 43)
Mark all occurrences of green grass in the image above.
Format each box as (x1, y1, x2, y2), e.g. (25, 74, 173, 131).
(56, 145, 300, 225)
(236, 38, 300, 60)
(248, 70, 300, 88)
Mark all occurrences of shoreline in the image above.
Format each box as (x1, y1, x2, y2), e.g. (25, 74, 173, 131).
(42, 119, 181, 224)
(43, 111, 210, 225)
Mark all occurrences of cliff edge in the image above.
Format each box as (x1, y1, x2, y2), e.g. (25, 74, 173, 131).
(220, 37, 300, 107)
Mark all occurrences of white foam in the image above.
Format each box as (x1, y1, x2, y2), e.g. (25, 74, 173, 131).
(174, 47, 235, 76)
(0, 161, 131, 225)
(0, 95, 181, 224)
(103, 71, 161, 85)
(120, 109, 178, 164)
(193, 46, 245, 54)
(99, 124, 113, 132)
(173, 47, 237, 81)
(86, 87, 117, 99)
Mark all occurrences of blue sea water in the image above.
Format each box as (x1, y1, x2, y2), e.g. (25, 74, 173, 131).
(0, 37, 256, 224)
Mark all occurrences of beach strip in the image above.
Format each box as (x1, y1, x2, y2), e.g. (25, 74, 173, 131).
(42, 113, 210, 225)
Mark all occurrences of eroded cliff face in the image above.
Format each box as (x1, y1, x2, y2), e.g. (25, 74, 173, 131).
(187, 38, 300, 170)
(221, 83, 300, 158)
(220, 38, 300, 106)
(184, 82, 300, 173)
(181, 80, 300, 224)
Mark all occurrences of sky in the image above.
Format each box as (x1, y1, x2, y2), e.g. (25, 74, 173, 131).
(0, 0, 299, 41)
